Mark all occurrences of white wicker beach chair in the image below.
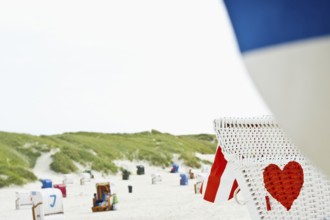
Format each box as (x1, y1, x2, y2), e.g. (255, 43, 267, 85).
(151, 173, 162, 184)
(31, 188, 64, 220)
(62, 174, 74, 185)
(15, 191, 32, 210)
(214, 116, 330, 220)
(80, 173, 91, 185)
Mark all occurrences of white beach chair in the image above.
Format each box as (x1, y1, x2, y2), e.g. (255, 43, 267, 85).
(195, 173, 206, 182)
(31, 188, 64, 220)
(214, 116, 330, 220)
(80, 173, 91, 185)
(194, 173, 206, 194)
(62, 174, 74, 185)
(151, 173, 162, 184)
(15, 191, 32, 210)
(194, 181, 203, 194)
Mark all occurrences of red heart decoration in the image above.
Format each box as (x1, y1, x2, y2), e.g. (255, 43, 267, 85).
(263, 161, 304, 211)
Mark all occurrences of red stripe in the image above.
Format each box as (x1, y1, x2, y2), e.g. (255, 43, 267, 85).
(203, 146, 228, 202)
(199, 182, 203, 194)
(228, 179, 238, 200)
(266, 196, 271, 211)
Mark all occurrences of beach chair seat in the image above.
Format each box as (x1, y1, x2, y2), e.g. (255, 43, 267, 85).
(80, 173, 91, 185)
(15, 191, 32, 210)
(31, 188, 64, 220)
(214, 117, 330, 219)
(151, 173, 162, 184)
(194, 181, 203, 194)
(189, 169, 195, 179)
(62, 174, 74, 185)
(180, 173, 189, 185)
(53, 184, 67, 198)
(137, 165, 145, 175)
(92, 182, 112, 212)
(170, 164, 179, 173)
(92, 196, 111, 212)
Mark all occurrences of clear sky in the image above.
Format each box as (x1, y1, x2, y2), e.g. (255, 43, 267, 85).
(0, 0, 270, 135)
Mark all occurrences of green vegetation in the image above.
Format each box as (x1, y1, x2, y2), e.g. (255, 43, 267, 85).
(0, 130, 216, 187)
(0, 166, 37, 188)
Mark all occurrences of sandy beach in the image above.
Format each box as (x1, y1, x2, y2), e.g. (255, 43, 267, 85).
(0, 154, 251, 220)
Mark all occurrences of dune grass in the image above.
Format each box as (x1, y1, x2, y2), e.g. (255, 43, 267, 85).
(0, 130, 216, 187)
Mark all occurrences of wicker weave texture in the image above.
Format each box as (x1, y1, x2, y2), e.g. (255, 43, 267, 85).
(214, 116, 330, 220)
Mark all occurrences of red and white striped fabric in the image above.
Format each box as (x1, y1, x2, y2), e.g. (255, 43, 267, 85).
(200, 146, 238, 203)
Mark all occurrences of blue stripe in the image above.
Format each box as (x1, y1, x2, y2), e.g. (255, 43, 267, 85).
(224, 0, 330, 53)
